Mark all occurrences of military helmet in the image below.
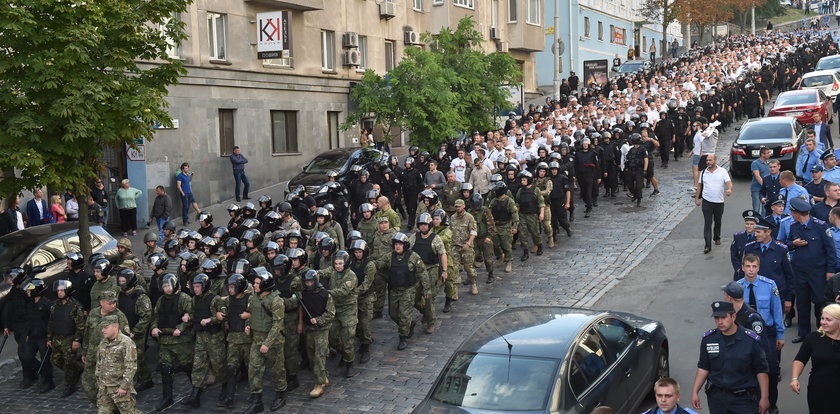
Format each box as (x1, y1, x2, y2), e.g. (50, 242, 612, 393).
(224, 237, 241, 254)
(359, 203, 375, 214)
(231, 258, 251, 276)
(192, 273, 211, 294)
(242, 229, 264, 246)
(417, 212, 433, 227)
(431, 208, 448, 226)
(347, 230, 363, 243)
(263, 241, 280, 256)
(332, 250, 350, 270)
(117, 268, 138, 291)
(227, 203, 242, 214)
(469, 193, 484, 211)
(392, 232, 411, 250)
(198, 211, 213, 225)
(278, 202, 293, 213)
(258, 195, 273, 207)
(144, 231, 158, 243)
(149, 253, 169, 271)
(420, 189, 439, 206)
(318, 237, 337, 255)
(178, 251, 200, 272)
(212, 226, 229, 240)
(492, 181, 508, 197)
(24, 279, 48, 297)
(201, 258, 222, 278)
(227, 274, 248, 296)
(241, 218, 260, 230)
(286, 247, 308, 267)
(160, 273, 179, 294)
(53, 279, 75, 296)
(163, 220, 177, 232)
(348, 239, 369, 259)
(93, 258, 113, 277)
(66, 252, 85, 270)
(303, 269, 321, 291)
(270, 254, 291, 278)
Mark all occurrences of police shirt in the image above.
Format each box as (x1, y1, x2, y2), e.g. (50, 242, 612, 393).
(737, 276, 785, 340)
(698, 327, 769, 389)
(730, 231, 755, 279)
(779, 184, 809, 216)
(788, 217, 835, 275)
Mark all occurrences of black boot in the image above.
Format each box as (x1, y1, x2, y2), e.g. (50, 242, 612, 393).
(37, 375, 55, 393)
(20, 375, 36, 389)
(155, 366, 174, 411)
(443, 298, 452, 313)
(218, 370, 237, 408)
(286, 374, 299, 391)
(243, 392, 264, 414)
(408, 321, 416, 338)
(344, 360, 357, 378)
(181, 387, 202, 408)
(397, 336, 408, 350)
(536, 245, 543, 256)
(359, 344, 371, 364)
(136, 379, 154, 393)
(270, 390, 287, 411)
(486, 271, 494, 284)
(520, 250, 529, 262)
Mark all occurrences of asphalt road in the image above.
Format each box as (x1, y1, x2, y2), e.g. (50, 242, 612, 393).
(596, 174, 811, 413)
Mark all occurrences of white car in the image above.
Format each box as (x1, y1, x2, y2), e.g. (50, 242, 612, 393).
(800, 70, 840, 99)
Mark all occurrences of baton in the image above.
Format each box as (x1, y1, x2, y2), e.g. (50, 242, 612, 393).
(292, 293, 314, 320)
(37, 346, 51, 375)
(0, 335, 8, 356)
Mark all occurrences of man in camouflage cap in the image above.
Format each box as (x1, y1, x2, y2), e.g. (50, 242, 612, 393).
(96, 314, 142, 414)
(81, 290, 130, 403)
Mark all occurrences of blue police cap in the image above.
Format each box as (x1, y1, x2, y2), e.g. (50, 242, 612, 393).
(711, 300, 735, 317)
(742, 210, 760, 222)
(753, 215, 776, 230)
(721, 281, 744, 299)
(789, 197, 812, 213)
(811, 164, 824, 173)
(770, 194, 786, 206)
(821, 149, 836, 160)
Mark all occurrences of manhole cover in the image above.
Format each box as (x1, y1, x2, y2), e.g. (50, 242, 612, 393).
(618, 206, 647, 213)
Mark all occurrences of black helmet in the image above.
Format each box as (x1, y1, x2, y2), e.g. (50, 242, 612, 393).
(264, 210, 281, 227)
(242, 229, 264, 247)
(504, 163, 518, 173)
(417, 212, 433, 228)
(253, 268, 275, 292)
(66, 252, 85, 270)
(6, 267, 27, 286)
(163, 220, 177, 232)
(164, 239, 180, 255)
(198, 211, 213, 225)
(347, 230, 363, 243)
(227, 203, 242, 214)
(212, 226, 229, 240)
(242, 202, 257, 216)
(431, 208, 448, 226)
(258, 195, 273, 207)
(201, 258, 222, 278)
(359, 203, 375, 214)
(225, 237, 242, 254)
(149, 253, 169, 271)
(241, 218, 260, 230)
(409, 145, 419, 156)
(270, 254, 291, 278)
(227, 273, 248, 295)
(191, 273, 211, 295)
(492, 181, 507, 197)
(160, 273, 179, 294)
(303, 269, 321, 291)
(263, 241, 280, 256)
(176, 228, 191, 241)
(286, 230, 303, 244)
(518, 170, 534, 184)
(278, 202, 293, 213)
(186, 231, 202, 244)
(93, 258, 113, 278)
(629, 133, 642, 145)
(332, 250, 350, 270)
(287, 247, 308, 267)
(625, 120, 636, 129)
(202, 237, 221, 255)
(117, 268, 138, 291)
(53, 279, 76, 296)
(232, 258, 251, 276)
(419, 150, 430, 159)
(348, 239, 369, 259)
(313, 232, 330, 247)
(178, 251, 200, 272)
(271, 231, 287, 244)
(359, 169, 370, 179)
(24, 279, 48, 297)
(326, 170, 340, 179)
(318, 237, 337, 256)
(420, 189, 439, 206)
(392, 232, 411, 250)
(469, 193, 484, 210)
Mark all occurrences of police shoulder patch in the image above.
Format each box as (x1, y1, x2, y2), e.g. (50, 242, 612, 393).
(744, 329, 761, 341)
(827, 228, 833, 238)
(735, 231, 745, 236)
(814, 218, 826, 225)
(751, 320, 764, 334)
(702, 328, 716, 338)
(774, 241, 787, 248)
(744, 240, 757, 247)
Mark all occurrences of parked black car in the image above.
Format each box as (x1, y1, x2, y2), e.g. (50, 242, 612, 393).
(284, 147, 384, 196)
(412, 306, 669, 414)
(730, 116, 805, 177)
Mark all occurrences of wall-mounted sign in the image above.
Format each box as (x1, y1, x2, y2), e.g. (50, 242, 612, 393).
(257, 11, 292, 59)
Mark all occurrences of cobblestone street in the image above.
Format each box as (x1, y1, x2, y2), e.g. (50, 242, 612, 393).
(0, 126, 739, 413)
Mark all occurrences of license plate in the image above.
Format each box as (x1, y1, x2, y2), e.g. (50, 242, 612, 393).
(751, 150, 761, 157)
(787, 111, 803, 117)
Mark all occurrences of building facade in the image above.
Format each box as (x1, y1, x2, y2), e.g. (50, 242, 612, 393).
(119, 0, 543, 225)
(535, 0, 683, 90)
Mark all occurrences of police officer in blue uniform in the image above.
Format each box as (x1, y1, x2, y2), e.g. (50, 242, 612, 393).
(742, 216, 794, 326)
(787, 197, 836, 343)
(690, 301, 769, 414)
(759, 160, 782, 214)
(764, 195, 790, 241)
(641, 377, 698, 414)
(730, 210, 758, 280)
(820, 150, 840, 184)
(723, 280, 781, 414)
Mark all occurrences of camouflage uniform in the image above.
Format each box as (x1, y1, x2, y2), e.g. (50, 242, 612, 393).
(433, 224, 456, 299)
(278, 217, 301, 232)
(117, 287, 153, 386)
(303, 222, 340, 252)
(490, 195, 519, 268)
(327, 221, 346, 250)
(90, 277, 118, 305)
(320, 267, 358, 364)
(348, 258, 376, 345)
(535, 176, 554, 245)
(470, 206, 496, 274)
(374, 250, 429, 337)
(410, 231, 446, 328)
(246, 248, 267, 269)
(81, 305, 130, 403)
(516, 184, 544, 251)
(96, 328, 142, 414)
(190, 291, 227, 388)
(247, 290, 287, 394)
(151, 291, 194, 369)
(301, 285, 335, 385)
(222, 292, 252, 396)
(276, 273, 302, 377)
(441, 181, 462, 215)
(370, 225, 397, 315)
(374, 207, 401, 231)
(449, 209, 478, 287)
(47, 296, 85, 392)
(354, 217, 378, 244)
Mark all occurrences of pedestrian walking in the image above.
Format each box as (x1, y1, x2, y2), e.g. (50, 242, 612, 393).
(750, 148, 771, 215)
(790, 303, 840, 414)
(95, 314, 143, 414)
(176, 162, 201, 225)
(150, 185, 172, 245)
(115, 179, 142, 236)
(230, 146, 250, 202)
(696, 154, 732, 253)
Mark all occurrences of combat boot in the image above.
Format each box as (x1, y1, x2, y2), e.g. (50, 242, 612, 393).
(424, 322, 435, 334)
(530, 245, 538, 254)
(136, 379, 154, 393)
(520, 251, 529, 262)
(270, 390, 287, 411)
(470, 283, 478, 295)
(397, 336, 408, 350)
(486, 271, 495, 284)
(218, 369, 237, 408)
(181, 386, 201, 408)
(20, 375, 36, 389)
(155, 365, 174, 411)
(359, 344, 371, 363)
(286, 374, 299, 391)
(536, 245, 543, 256)
(242, 392, 263, 414)
(443, 298, 452, 313)
(505, 261, 512, 273)
(344, 360, 357, 378)
(408, 321, 416, 338)
(37, 375, 55, 393)
(548, 238, 555, 248)
(309, 383, 325, 398)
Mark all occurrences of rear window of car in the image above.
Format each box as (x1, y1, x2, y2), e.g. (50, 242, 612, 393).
(739, 123, 794, 141)
(775, 93, 817, 106)
(302, 154, 349, 174)
(619, 62, 644, 73)
(816, 57, 840, 70)
(431, 352, 558, 411)
(802, 75, 835, 87)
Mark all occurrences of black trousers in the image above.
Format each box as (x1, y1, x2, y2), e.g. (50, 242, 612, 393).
(21, 335, 51, 381)
(404, 192, 419, 230)
(660, 140, 671, 166)
(118, 208, 137, 232)
(549, 200, 570, 234)
(626, 169, 644, 200)
(578, 174, 595, 210)
(674, 134, 685, 159)
(701, 199, 725, 249)
(603, 165, 618, 194)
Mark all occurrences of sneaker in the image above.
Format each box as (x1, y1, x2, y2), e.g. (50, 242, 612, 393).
(651, 190, 660, 196)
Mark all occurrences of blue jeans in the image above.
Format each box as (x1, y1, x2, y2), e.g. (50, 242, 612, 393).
(750, 189, 764, 216)
(233, 169, 250, 201)
(182, 193, 194, 224)
(156, 217, 168, 246)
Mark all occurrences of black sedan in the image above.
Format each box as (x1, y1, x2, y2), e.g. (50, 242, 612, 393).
(729, 116, 806, 177)
(413, 306, 669, 414)
(284, 147, 384, 196)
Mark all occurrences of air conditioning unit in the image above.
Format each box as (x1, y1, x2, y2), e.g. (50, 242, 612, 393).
(404, 31, 421, 45)
(342, 32, 359, 48)
(379, 0, 396, 18)
(496, 41, 509, 53)
(490, 27, 501, 40)
(343, 49, 362, 66)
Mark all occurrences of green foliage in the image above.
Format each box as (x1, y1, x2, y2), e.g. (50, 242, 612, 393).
(342, 17, 521, 152)
(0, 0, 189, 197)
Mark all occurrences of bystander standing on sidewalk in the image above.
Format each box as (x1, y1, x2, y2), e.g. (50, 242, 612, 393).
(87, 195, 105, 226)
(230, 146, 250, 202)
(65, 193, 79, 221)
(176, 162, 201, 225)
(116, 179, 142, 236)
(695, 154, 732, 254)
(90, 178, 110, 226)
(150, 185, 172, 245)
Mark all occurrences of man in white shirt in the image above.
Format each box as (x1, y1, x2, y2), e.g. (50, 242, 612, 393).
(695, 154, 732, 253)
(450, 150, 468, 182)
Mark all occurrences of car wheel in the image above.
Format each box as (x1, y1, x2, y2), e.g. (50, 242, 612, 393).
(655, 347, 669, 380)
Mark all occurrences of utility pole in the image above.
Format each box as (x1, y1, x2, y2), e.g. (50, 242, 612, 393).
(751, 5, 756, 35)
(554, 0, 561, 100)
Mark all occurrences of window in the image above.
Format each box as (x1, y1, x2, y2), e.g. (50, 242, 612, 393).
(595, 319, 635, 360)
(584, 17, 590, 38)
(491, 0, 499, 28)
(66, 233, 104, 253)
(27, 239, 65, 268)
(321, 30, 335, 71)
(643, 36, 647, 51)
(264, 57, 294, 68)
(414, 0, 423, 11)
(433, 0, 443, 4)
(271, 111, 298, 153)
(568, 328, 610, 397)
(610, 26, 626, 45)
(161, 13, 181, 58)
(508, 0, 517, 22)
(598, 21, 603, 40)
(454, 0, 475, 8)
(327, 111, 341, 149)
(358, 35, 368, 69)
(527, 0, 540, 25)
(384, 40, 396, 71)
(219, 109, 235, 156)
(207, 12, 227, 60)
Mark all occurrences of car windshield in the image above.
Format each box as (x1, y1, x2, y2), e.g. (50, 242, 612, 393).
(431, 352, 557, 411)
(0, 240, 36, 268)
(816, 57, 840, 70)
(619, 62, 644, 73)
(739, 123, 793, 141)
(302, 153, 349, 174)
(775, 94, 817, 106)
(802, 75, 835, 87)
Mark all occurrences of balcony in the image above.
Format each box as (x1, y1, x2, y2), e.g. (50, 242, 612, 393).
(244, 0, 324, 11)
(507, 21, 544, 52)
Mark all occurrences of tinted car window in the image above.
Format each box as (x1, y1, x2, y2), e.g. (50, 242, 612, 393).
(619, 62, 645, 73)
(819, 90, 828, 101)
(66, 233, 104, 252)
(816, 56, 840, 70)
(303, 153, 349, 174)
(27, 238, 66, 268)
(802, 75, 835, 87)
(775, 94, 817, 106)
(595, 318, 635, 359)
(0, 240, 37, 267)
(569, 329, 610, 396)
(738, 123, 793, 141)
(431, 352, 558, 411)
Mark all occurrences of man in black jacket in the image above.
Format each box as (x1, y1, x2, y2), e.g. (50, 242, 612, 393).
(654, 111, 676, 169)
(151, 185, 172, 245)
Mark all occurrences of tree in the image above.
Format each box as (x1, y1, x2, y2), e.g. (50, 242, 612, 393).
(343, 17, 521, 151)
(678, 0, 736, 43)
(640, 0, 684, 56)
(0, 0, 189, 258)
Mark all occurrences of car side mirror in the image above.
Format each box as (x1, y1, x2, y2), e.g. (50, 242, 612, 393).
(31, 265, 47, 275)
(635, 327, 651, 340)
